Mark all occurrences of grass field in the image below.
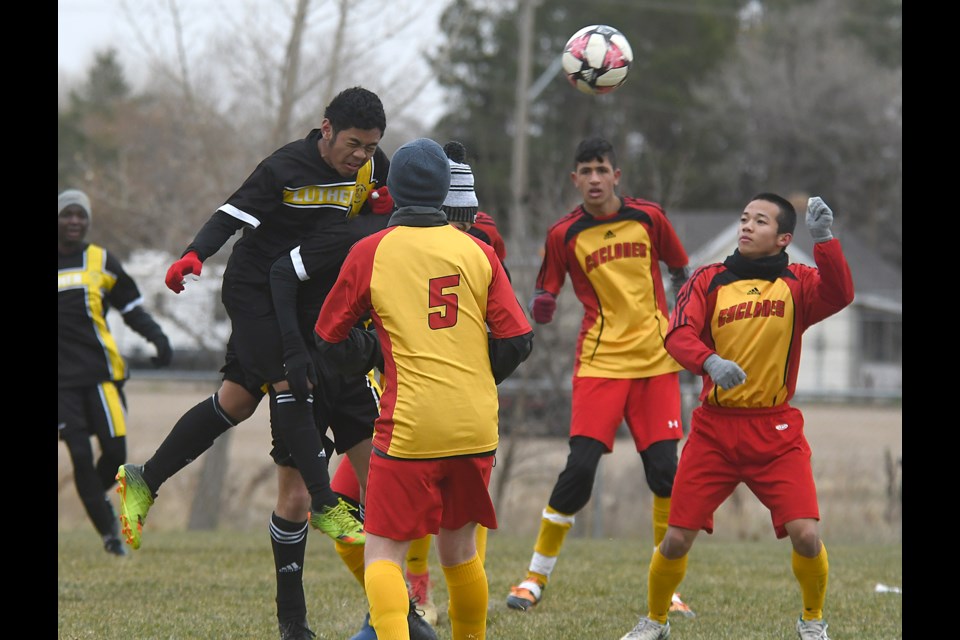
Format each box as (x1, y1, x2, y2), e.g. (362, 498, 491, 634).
(58, 530, 902, 640)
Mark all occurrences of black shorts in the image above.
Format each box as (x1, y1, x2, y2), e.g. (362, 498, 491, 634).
(58, 382, 128, 441)
(220, 334, 270, 399)
(270, 367, 380, 467)
(222, 279, 286, 385)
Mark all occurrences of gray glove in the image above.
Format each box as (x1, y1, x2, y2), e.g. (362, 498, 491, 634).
(806, 196, 834, 243)
(703, 353, 747, 390)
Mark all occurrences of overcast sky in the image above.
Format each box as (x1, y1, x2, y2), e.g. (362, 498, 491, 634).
(59, 0, 136, 76)
(58, 0, 449, 126)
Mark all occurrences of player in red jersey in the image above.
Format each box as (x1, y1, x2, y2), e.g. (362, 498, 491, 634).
(619, 194, 854, 640)
(507, 136, 694, 616)
(315, 138, 533, 640)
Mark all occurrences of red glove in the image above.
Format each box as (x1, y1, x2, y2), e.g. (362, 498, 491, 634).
(165, 251, 203, 293)
(369, 186, 394, 215)
(530, 292, 557, 324)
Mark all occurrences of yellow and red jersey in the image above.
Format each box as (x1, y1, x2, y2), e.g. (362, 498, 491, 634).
(535, 197, 688, 379)
(316, 218, 531, 459)
(667, 240, 855, 408)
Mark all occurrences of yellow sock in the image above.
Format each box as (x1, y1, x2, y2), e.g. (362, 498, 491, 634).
(406, 534, 432, 575)
(335, 540, 366, 587)
(648, 547, 687, 623)
(364, 560, 408, 640)
(793, 543, 829, 621)
(527, 506, 574, 585)
(475, 525, 488, 565)
(652, 495, 671, 546)
(443, 553, 487, 640)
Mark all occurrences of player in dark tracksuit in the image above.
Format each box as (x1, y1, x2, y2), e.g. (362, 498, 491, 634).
(58, 189, 172, 557)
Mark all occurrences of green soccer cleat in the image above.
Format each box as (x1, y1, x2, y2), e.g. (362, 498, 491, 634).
(115, 464, 154, 550)
(309, 498, 365, 546)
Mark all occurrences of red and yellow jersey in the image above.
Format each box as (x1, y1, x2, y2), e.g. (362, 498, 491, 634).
(667, 239, 855, 408)
(536, 197, 688, 379)
(316, 222, 530, 459)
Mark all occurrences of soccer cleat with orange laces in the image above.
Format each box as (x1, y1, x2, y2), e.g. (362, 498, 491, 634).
(506, 579, 543, 611)
(669, 592, 696, 618)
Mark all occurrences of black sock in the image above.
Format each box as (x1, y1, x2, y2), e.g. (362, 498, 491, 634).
(96, 435, 126, 491)
(64, 434, 116, 536)
(271, 392, 337, 511)
(270, 512, 308, 623)
(142, 394, 238, 493)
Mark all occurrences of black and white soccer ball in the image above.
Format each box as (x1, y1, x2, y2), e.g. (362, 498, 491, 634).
(561, 24, 633, 95)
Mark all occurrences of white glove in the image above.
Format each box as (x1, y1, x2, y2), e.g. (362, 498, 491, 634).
(806, 196, 834, 243)
(703, 354, 747, 390)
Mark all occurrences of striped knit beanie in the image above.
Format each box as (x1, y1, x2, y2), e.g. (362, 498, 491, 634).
(441, 141, 479, 224)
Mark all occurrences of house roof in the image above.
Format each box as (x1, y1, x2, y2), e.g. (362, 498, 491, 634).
(668, 210, 901, 311)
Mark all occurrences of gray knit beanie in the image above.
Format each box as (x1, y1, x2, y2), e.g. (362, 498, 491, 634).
(441, 141, 479, 224)
(387, 138, 450, 209)
(58, 189, 92, 220)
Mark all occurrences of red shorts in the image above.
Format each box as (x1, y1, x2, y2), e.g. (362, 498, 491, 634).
(669, 404, 819, 539)
(363, 453, 497, 541)
(570, 373, 683, 452)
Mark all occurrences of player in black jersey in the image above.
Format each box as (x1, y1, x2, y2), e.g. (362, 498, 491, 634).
(58, 189, 172, 557)
(114, 82, 387, 581)
(116, 87, 392, 639)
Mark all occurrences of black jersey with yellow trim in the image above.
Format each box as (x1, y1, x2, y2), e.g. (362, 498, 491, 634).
(58, 243, 140, 388)
(214, 129, 389, 289)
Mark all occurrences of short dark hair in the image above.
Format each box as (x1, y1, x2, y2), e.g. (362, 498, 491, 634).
(751, 192, 796, 235)
(324, 86, 387, 135)
(574, 136, 617, 168)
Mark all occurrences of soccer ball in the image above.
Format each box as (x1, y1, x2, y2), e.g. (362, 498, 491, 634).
(561, 24, 633, 95)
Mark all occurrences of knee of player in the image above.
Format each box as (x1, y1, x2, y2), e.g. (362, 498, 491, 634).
(564, 456, 601, 484)
(787, 520, 822, 557)
(217, 382, 260, 422)
(642, 441, 679, 496)
(275, 470, 310, 518)
(646, 473, 675, 498)
(660, 528, 695, 559)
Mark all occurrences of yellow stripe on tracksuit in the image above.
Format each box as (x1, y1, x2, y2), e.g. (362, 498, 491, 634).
(98, 381, 127, 437)
(83, 245, 127, 381)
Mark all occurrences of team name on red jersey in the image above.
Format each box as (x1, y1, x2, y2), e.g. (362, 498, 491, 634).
(717, 299, 785, 327)
(584, 241, 647, 273)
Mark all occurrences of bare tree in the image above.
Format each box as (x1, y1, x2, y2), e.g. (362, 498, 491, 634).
(691, 0, 902, 263)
